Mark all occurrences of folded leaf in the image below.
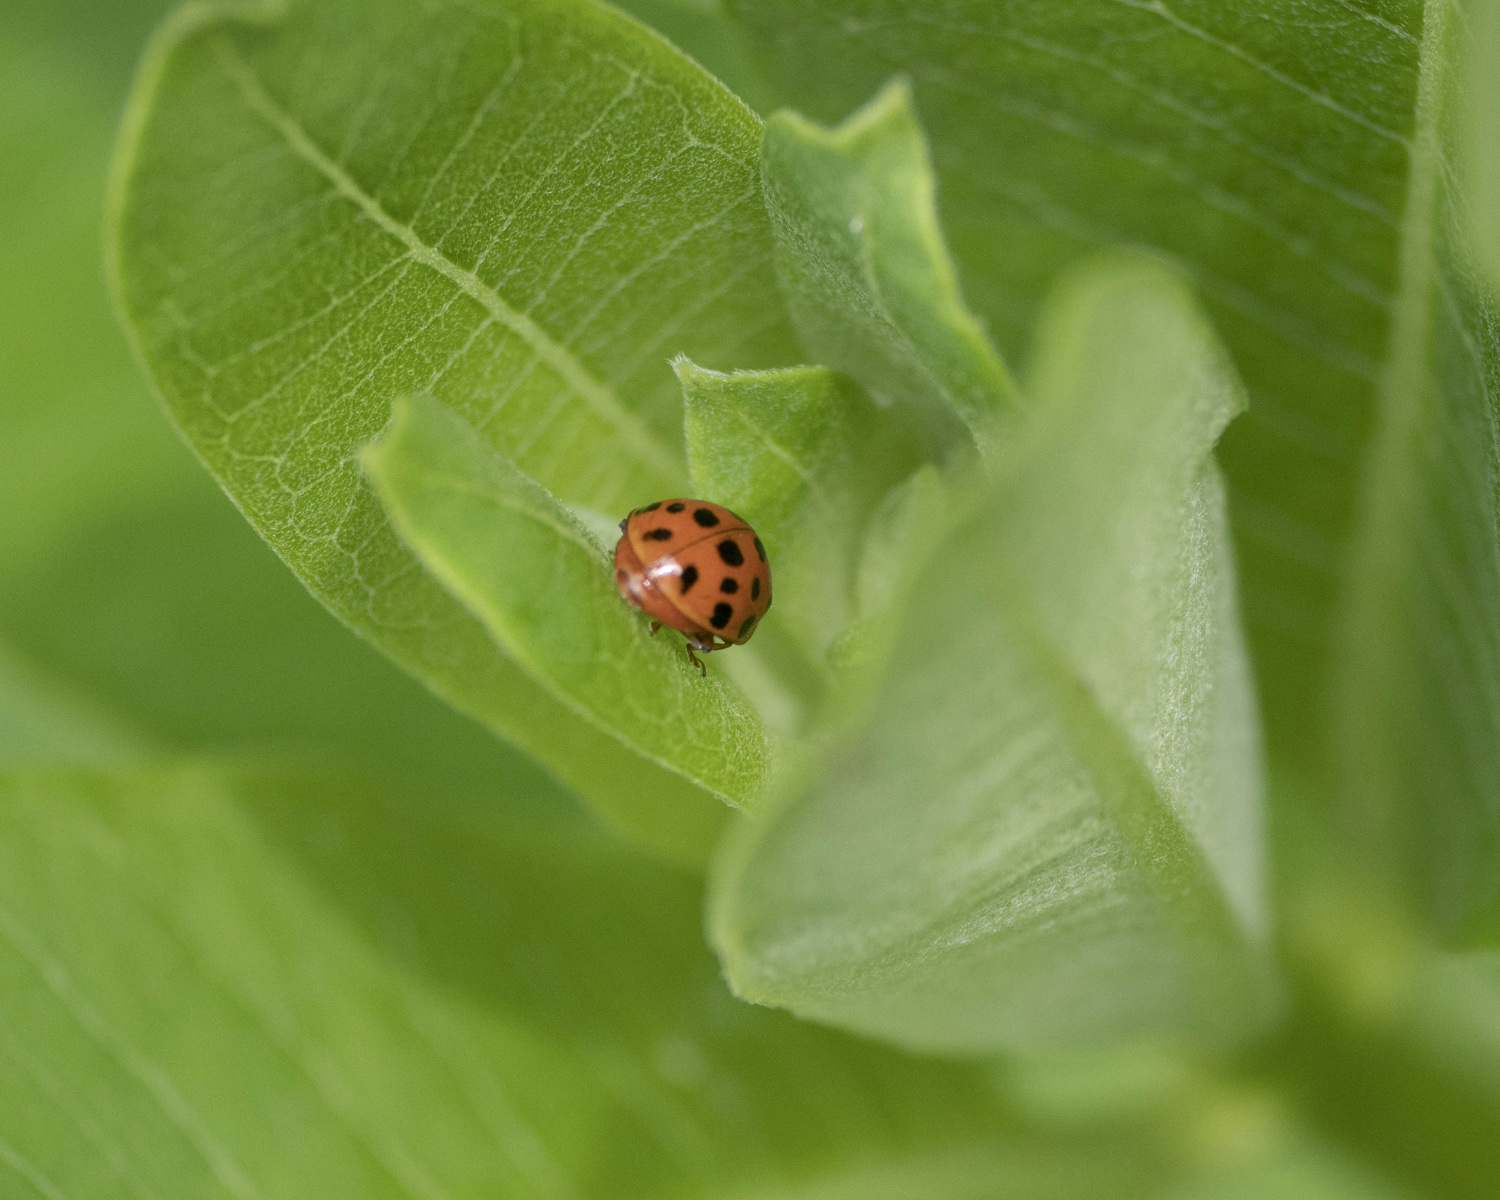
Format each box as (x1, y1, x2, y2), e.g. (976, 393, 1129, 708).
(711, 258, 1273, 1055)
(681, 360, 920, 666)
(109, 0, 800, 857)
(761, 78, 1016, 456)
(0, 764, 1015, 1198)
(365, 394, 763, 837)
(724, 0, 1423, 857)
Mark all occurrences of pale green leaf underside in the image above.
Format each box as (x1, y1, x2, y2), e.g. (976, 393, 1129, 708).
(365, 394, 768, 819)
(726, 0, 1421, 781)
(710, 259, 1272, 1056)
(0, 764, 1012, 1199)
(109, 0, 799, 857)
(731, 0, 1500, 940)
(681, 360, 919, 666)
(761, 78, 1016, 456)
(1015, 258, 1265, 941)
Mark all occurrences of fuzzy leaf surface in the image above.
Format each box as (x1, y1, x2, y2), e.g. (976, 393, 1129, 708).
(761, 78, 1015, 455)
(365, 395, 761, 849)
(109, 0, 798, 854)
(729, 0, 1500, 942)
(681, 361, 919, 668)
(711, 259, 1272, 1055)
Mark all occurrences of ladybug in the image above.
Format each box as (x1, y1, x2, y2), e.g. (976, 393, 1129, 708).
(614, 499, 772, 675)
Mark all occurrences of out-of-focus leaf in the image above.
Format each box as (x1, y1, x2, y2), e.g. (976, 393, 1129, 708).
(0, 638, 152, 768)
(1407, 949, 1500, 1106)
(761, 78, 1016, 456)
(0, 763, 1017, 1198)
(110, 0, 801, 854)
(724, 1146, 1150, 1200)
(365, 395, 750, 855)
(1328, 1, 1500, 937)
(0, 6, 563, 806)
(681, 360, 920, 670)
(1162, 1139, 1416, 1200)
(728, 0, 1500, 948)
(723, 0, 1415, 822)
(1469, 0, 1500, 286)
(711, 257, 1273, 1056)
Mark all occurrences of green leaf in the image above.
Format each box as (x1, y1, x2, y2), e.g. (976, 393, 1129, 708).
(364, 394, 756, 848)
(0, 3, 556, 804)
(1467, 0, 1500, 286)
(1409, 948, 1500, 1106)
(0, 638, 153, 768)
(680, 360, 921, 670)
(760, 77, 1017, 456)
(727, 0, 1500, 944)
(724, 1146, 1150, 1200)
(1327, 1, 1500, 937)
(0, 763, 1016, 1197)
(1161, 1140, 1417, 1200)
(710, 257, 1273, 1056)
(725, 0, 1420, 767)
(109, 0, 800, 856)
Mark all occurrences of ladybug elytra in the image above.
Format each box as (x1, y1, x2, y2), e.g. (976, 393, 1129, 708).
(614, 500, 772, 675)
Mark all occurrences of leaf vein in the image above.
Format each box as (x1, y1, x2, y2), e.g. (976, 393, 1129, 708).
(211, 38, 678, 480)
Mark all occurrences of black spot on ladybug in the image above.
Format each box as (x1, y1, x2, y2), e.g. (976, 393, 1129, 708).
(739, 615, 756, 638)
(618, 518, 627, 532)
(720, 577, 738, 594)
(754, 537, 766, 562)
(679, 565, 698, 593)
(641, 502, 661, 512)
(751, 577, 761, 601)
(717, 539, 744, 566)
(693, 507, 720, 527)
(711, 602, 733, 630)
(666, 502, 686, 512)
(644, 528, 673, 541)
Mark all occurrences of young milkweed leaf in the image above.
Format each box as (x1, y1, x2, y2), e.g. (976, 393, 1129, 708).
(761, 78, 1017, 457)
(108, 0, 800, 858)
(710, 257, 1274, 1056)
(1328, 1, 1500, 937)
(725, 0, 1500, 939)
(723, 0, 1421, 786)
(364, 394, 762, 843)
(0, 763, 1017, 1199)
(680, 359, 921, 666)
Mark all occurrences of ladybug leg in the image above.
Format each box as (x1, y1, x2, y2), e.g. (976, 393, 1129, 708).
(684, 643, 707, 677)
(648, 620, 662, 636)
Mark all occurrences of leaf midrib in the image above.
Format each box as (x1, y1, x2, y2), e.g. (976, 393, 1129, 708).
(210, 35, 682, 483)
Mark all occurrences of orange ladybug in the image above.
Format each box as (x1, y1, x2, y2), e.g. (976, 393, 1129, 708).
(614, 499, 772, 674)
